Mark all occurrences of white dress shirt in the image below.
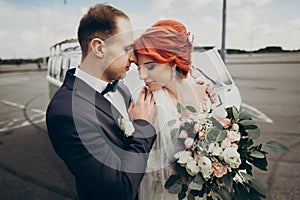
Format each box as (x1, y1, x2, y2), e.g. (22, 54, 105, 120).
(74, 67, 129, 120)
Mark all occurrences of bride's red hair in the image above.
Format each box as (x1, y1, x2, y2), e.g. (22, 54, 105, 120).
(134, 19, 193, 78)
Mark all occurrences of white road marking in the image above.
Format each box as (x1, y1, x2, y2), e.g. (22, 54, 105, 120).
(0, 100, 46, 133)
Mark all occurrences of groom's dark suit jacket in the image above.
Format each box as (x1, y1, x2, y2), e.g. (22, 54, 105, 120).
(46, 68, 156, 200)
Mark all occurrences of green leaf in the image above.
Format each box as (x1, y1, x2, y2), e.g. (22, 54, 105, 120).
(219, 186, 232, 200)
(250, 150, 265, 159)
(250, 178, 267, 198)
(239, 120, 257, 126)
(164, 175, 180, 189)
(211, 192, 218, 200)
(219, 174, 234, 188)
(226, 106, 239, 120)
(177, 103, 185, 113)
(246, 128, 261, 140)
(206, 128, 221, 143)
(233, 182, 249, 200)
(240, 172, 254, 181)
(232, 106, 239, 121)
(193, 173, 205, 185)
(264, 141, 289, 152)
(169, 183, 183, 194)
(202, 193, 208, 200)
(251, 157, 268, 171)
(216, 130, 227, 142)
(211, 117, 224, 129)
(170, 128, 179, 139)
(168, 119, 177, 127)
(239, 110, 254, 120)
(187, 193, 195, 200)
(189, 181, 203, 191)
(186, 105, 197, 113)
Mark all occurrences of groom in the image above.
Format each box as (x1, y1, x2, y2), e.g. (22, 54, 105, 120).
(46, 4, 157, 200)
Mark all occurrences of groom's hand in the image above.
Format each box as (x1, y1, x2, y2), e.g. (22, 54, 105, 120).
(128, 87, 157, 124)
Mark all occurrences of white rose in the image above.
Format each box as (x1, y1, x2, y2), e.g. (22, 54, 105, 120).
(227, 131, 241, 142)
(221, 137, 232, 149)
(208, 143, 223, 156)
(176, 151, 193, 165)
(186, 160, 200, 176)
(184, 137, 194, 149)
(232, 123, 239, 131)
(223, 147, 242, 169)
(118, 117, 135, 137)
(198, 156, 213, 179)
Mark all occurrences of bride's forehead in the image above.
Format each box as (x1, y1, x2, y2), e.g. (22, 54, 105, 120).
(137, 54, 155, 64)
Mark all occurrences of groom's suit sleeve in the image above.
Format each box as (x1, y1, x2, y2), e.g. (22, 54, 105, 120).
(46, 112, 156, 200)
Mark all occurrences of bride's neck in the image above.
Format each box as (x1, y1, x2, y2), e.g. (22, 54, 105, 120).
(164, 78, 188, 105)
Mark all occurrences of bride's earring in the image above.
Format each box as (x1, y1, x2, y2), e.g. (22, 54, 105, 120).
(171, 66, 176, 80)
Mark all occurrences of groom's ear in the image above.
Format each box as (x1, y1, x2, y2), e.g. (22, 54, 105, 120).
(90, 38, 106, 58)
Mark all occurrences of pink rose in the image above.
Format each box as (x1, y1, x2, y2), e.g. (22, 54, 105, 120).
(193, 123, 203, 133)
(184, 137, 194, 149)
(232, 123, 239, 131)
(221, 138, 232, 149)
(217, 118, 231, 129)
(198, 131, 205, 139)
(230, 143, 239, 149)
(212, 162, 228, 178)
(227, 131, 241, 142)
(179, 130, 188, 139)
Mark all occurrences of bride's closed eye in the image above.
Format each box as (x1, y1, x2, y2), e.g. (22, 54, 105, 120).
(137, 62, 156, 71)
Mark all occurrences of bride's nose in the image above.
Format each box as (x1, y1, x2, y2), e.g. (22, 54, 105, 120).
(138, 67, 148, 80)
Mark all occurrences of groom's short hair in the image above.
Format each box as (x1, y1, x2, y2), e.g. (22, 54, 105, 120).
(77, 3, 129, 59)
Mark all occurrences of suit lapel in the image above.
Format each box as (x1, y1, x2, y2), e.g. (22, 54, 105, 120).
(64, 68, 123, 122)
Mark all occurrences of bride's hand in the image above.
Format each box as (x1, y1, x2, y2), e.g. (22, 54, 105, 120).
(128, 87, 157, 124)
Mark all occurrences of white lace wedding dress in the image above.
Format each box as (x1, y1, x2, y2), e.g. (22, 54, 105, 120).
(139, 88, 181, 200)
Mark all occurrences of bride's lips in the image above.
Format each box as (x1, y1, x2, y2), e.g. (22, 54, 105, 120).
(145, 81, 153, 87)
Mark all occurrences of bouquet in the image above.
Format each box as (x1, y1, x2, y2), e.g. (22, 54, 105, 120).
(165, 104, 289, 200)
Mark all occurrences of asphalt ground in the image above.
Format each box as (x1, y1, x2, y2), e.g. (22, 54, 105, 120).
(0, 53, 299, 199)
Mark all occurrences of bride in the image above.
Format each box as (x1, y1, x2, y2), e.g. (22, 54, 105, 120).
(126, 19, 212, 200)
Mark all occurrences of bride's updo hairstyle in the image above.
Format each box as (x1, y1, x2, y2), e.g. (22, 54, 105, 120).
(134, 19, 193, 78)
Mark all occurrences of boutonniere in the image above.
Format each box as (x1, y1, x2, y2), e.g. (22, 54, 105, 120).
(118, 116, 135, 137)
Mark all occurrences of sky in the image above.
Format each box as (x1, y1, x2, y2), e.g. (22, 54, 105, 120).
(0, 0, 299, 59)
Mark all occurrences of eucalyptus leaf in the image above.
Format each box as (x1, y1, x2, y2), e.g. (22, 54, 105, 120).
(202, 193, 208, 200)
(250, 150, 265, 159)
(186, 105, 197, 113)
(164, 175, 180, 189)
(264, 141, 289, 152)
(187, 193, 195, 200)
(239, 120, 257, 126)
(211, 117, 224, 129)
(189, 181, 203, 191)
(240, 172, 254, 181)
(239, 110, 255, 120)
(216, 130, 227, 142)
(193, 173, 205, 185)
(177, 103, 185, 113)
(246, 128, 261, 140)
(232, 106, 239, 121)
(250, 178, 267, 198)
(169, 183, 183, 194)
(206, 128, 220, 143)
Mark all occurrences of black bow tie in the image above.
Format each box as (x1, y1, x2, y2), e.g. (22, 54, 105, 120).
(101, 80, 119, 95)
